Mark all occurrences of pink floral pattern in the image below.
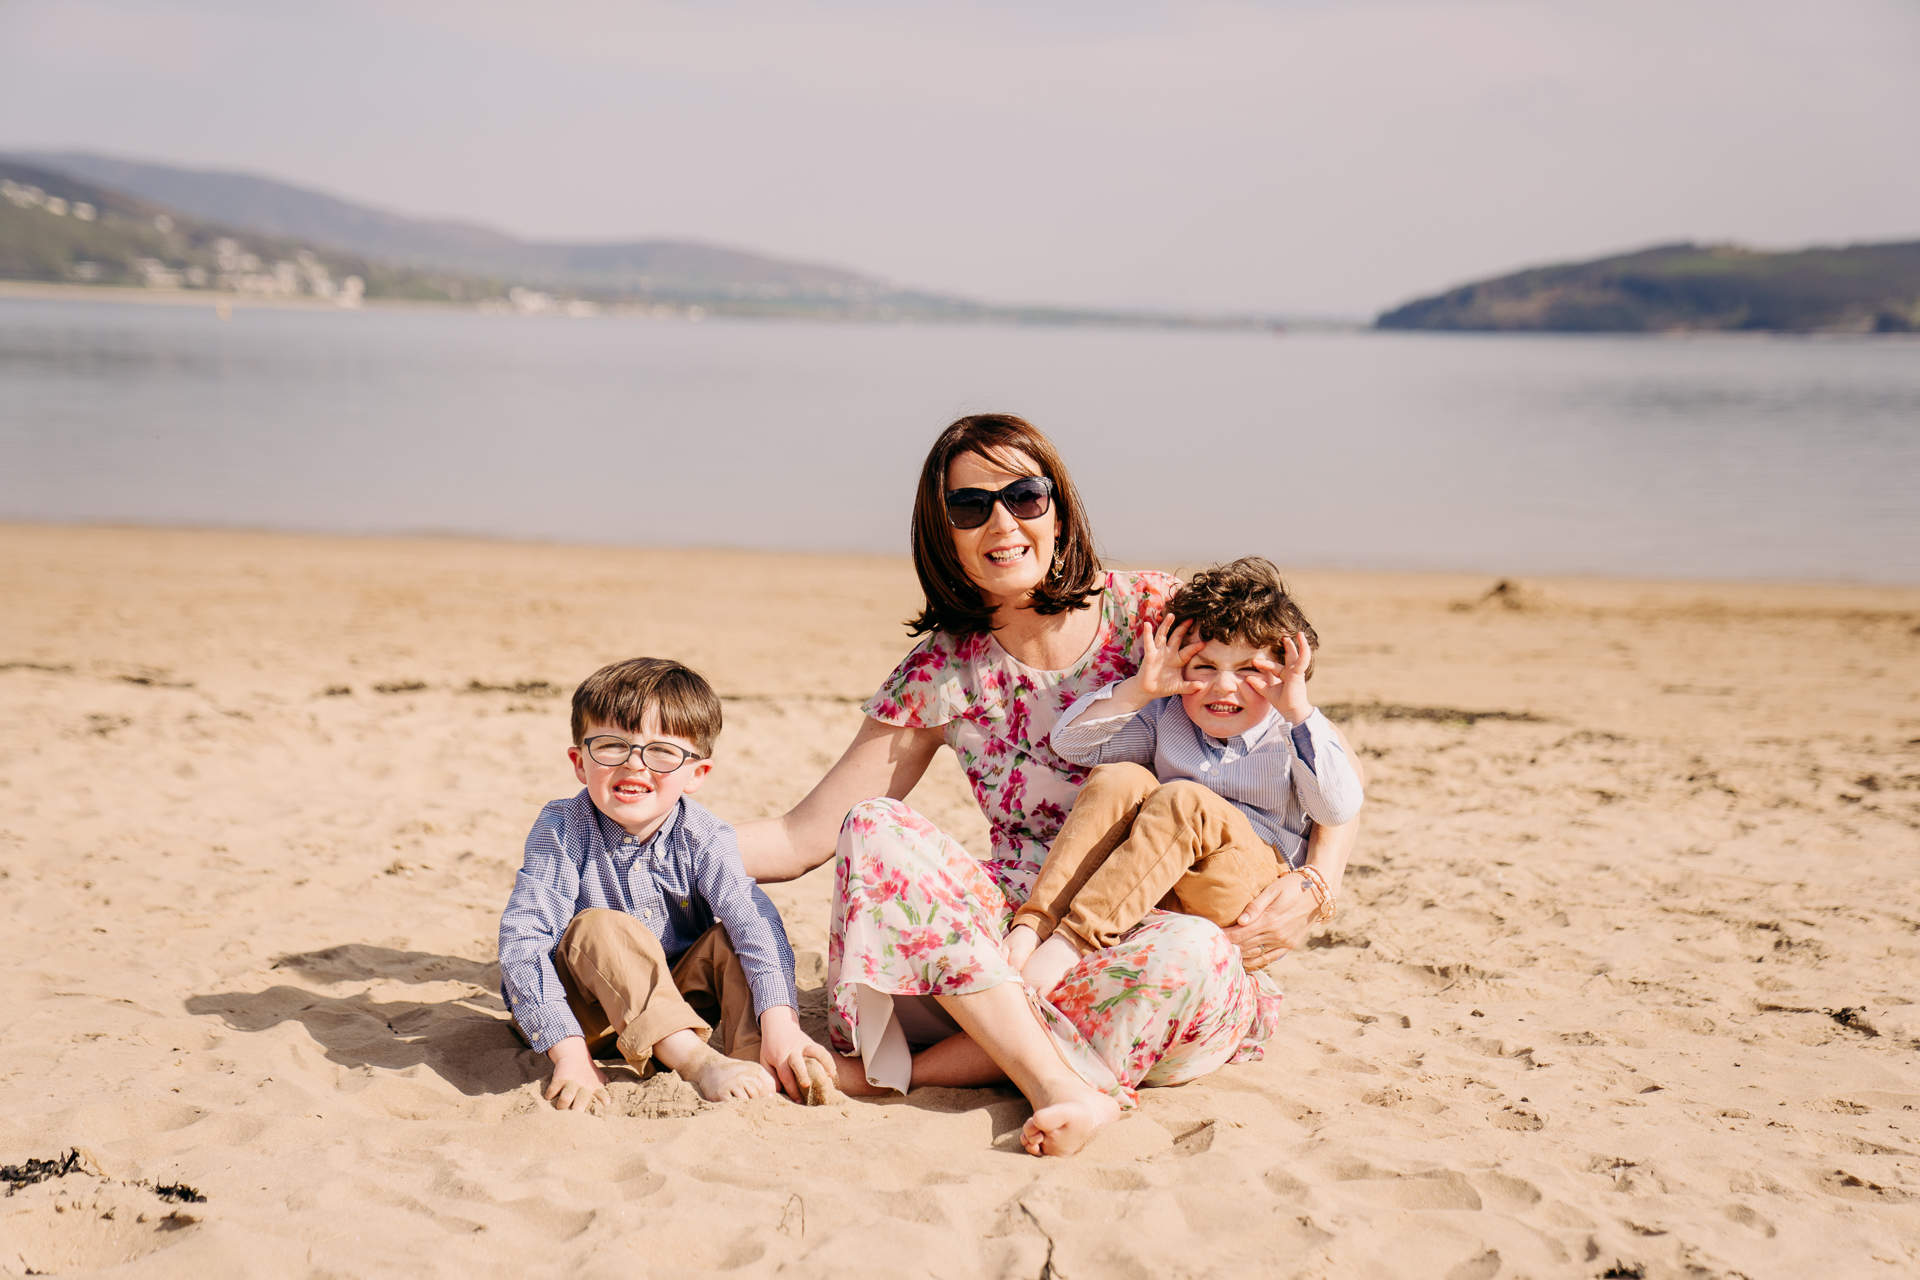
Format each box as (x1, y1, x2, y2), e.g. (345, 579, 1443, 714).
(831, 572, 1270, 1105)
(862, 571, 1179, 875)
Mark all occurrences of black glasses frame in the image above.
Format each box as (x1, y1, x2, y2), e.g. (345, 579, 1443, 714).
(581, 735, 707, 773)
(943, 475, 1055, 530)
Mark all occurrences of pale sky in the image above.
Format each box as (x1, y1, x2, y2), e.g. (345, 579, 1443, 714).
(2, 0, 1916, 315)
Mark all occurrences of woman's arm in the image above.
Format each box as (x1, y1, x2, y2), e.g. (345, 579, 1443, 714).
(1221, 721, 1367, 970)
(736, 716, 947, 883)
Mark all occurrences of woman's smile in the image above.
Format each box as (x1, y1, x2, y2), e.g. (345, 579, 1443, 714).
(946, 448, 1058, 608)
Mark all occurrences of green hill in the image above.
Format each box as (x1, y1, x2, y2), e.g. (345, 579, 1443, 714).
(0, 160, 504, 302)
(0, 152, 1280, 328)
(7, 150, 884, 298)
(1375, 241, 1920, 334)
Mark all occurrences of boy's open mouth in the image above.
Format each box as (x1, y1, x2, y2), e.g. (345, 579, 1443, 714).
(612, 780, 654, 801)
(1203, 700, 1245, 716)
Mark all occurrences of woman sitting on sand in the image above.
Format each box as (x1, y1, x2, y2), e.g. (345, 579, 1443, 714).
(738, 414, 1360, 1155)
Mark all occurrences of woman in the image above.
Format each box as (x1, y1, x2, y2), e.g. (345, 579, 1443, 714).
(737, 413, 1360, 1155)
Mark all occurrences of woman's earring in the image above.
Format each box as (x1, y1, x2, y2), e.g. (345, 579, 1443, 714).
(1049, 545, 1065, 583)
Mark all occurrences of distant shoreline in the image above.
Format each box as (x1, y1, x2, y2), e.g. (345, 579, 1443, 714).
(2, 519, 1911, 593)
(12, 282, 1915, 340)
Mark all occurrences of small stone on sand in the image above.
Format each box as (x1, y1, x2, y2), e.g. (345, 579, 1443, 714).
(804, 1059, 844, 1107)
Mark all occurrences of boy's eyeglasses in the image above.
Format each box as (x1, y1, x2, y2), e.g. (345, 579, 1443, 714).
(944, 476, 1054, 530)
(581, 736, 706, 772)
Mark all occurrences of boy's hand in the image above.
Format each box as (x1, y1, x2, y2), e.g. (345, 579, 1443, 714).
(1003, 922, 1040, 970)
(545, 1036, 612, 1112)
(760, 1005, 834, 1103)
(1248, 633, 1314, 726)
(1128, 615, 1206, 702)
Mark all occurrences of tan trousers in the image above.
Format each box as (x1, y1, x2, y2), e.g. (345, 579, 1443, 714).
(1011, 762, 1281, 954)
(548, 909, 762, 1073)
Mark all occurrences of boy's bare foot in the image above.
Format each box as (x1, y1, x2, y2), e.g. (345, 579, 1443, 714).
(830, 1049, 892, 1098)
(685, 1048, 777, 1102)
(1020, 1073, 1122, 1157)
(652, 1028, 775, 1102)
(1019, 934, 1081, 998)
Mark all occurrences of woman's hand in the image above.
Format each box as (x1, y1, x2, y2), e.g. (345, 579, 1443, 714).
(1246, 632, 1313, 725)
(1222, 795, 1359, 971)
(1128, 615, 1206, 701)
(1220, 872, 1321, 971)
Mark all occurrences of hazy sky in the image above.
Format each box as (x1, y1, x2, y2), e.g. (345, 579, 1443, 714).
(3, 0, 1916, 314)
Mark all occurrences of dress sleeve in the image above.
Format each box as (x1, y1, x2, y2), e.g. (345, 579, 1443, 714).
(860, 633, 970, 729)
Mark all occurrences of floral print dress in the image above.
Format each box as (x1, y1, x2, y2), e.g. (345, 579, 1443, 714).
(827, 571, 1280, 1106)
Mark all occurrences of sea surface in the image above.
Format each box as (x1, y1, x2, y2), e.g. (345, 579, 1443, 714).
(3, 295, 1917, 583)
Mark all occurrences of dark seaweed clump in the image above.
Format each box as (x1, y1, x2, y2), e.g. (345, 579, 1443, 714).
(2, 1150, 81, 1195)
(154, 1182, 207, 1204)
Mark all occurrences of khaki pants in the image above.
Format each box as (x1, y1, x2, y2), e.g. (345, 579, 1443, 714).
(1011, 762, 1281, 953)
(543, 909, 762, 1073)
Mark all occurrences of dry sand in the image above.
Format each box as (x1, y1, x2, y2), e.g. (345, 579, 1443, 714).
(2, 523, 1917, 1279)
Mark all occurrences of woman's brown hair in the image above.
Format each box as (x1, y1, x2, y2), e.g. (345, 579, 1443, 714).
(907, 414, 1103, 637)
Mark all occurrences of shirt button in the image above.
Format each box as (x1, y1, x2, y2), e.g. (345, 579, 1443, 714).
(644, 909, 653, 919)
(1200, 763, 1211, 772)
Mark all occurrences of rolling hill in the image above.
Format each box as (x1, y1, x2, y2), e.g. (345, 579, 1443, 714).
(1376, 241, 1920, 334)
(0, 159, 513, 303)
(0, 150, 1281, 327)
(6, 151, 894, 301)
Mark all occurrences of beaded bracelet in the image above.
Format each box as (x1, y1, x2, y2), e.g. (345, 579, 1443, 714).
(1293, 865, 1337, 923)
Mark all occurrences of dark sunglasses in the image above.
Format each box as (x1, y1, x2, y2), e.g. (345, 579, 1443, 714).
(943, 476, 1055, 530)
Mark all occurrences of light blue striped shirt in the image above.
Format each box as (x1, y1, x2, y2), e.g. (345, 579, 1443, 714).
(1051, 684, 1363, 868)
(498, 791, 797, 1054)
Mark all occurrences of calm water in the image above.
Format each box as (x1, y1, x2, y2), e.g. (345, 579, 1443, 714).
(3, 296, 1917, 582)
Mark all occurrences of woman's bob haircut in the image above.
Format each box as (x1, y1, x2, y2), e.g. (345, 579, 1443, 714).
(908, 413, 1103, 637)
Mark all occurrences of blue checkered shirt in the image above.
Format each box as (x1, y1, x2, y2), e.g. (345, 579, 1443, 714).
(1051, 685, 1364, 868)
(498, 791, 797, 1054)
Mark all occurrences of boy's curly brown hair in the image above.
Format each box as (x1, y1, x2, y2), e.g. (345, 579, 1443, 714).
(1166, 556, 1318, 680)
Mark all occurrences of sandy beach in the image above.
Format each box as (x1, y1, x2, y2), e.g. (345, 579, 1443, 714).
(2, 521, 1917, 1279)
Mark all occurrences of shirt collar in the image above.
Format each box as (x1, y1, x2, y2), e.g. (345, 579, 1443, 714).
(593, 797, 680, 852)
(1237, 705, 1284, 750)
(1199, 704, 1283, 753)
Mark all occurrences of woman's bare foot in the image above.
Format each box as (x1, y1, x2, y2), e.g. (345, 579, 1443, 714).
(830, 1050, 892, 1098)
(1020, 1073, 1122, 1156)
(1019, 934, 1080, 998)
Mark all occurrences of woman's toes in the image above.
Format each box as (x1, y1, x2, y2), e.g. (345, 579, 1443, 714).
(1021, 1089, 1121, 1157)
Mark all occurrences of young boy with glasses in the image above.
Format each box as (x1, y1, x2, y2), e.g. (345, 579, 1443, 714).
(498, 657, 833, 1110)
(1004, 557, 1365, 998)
